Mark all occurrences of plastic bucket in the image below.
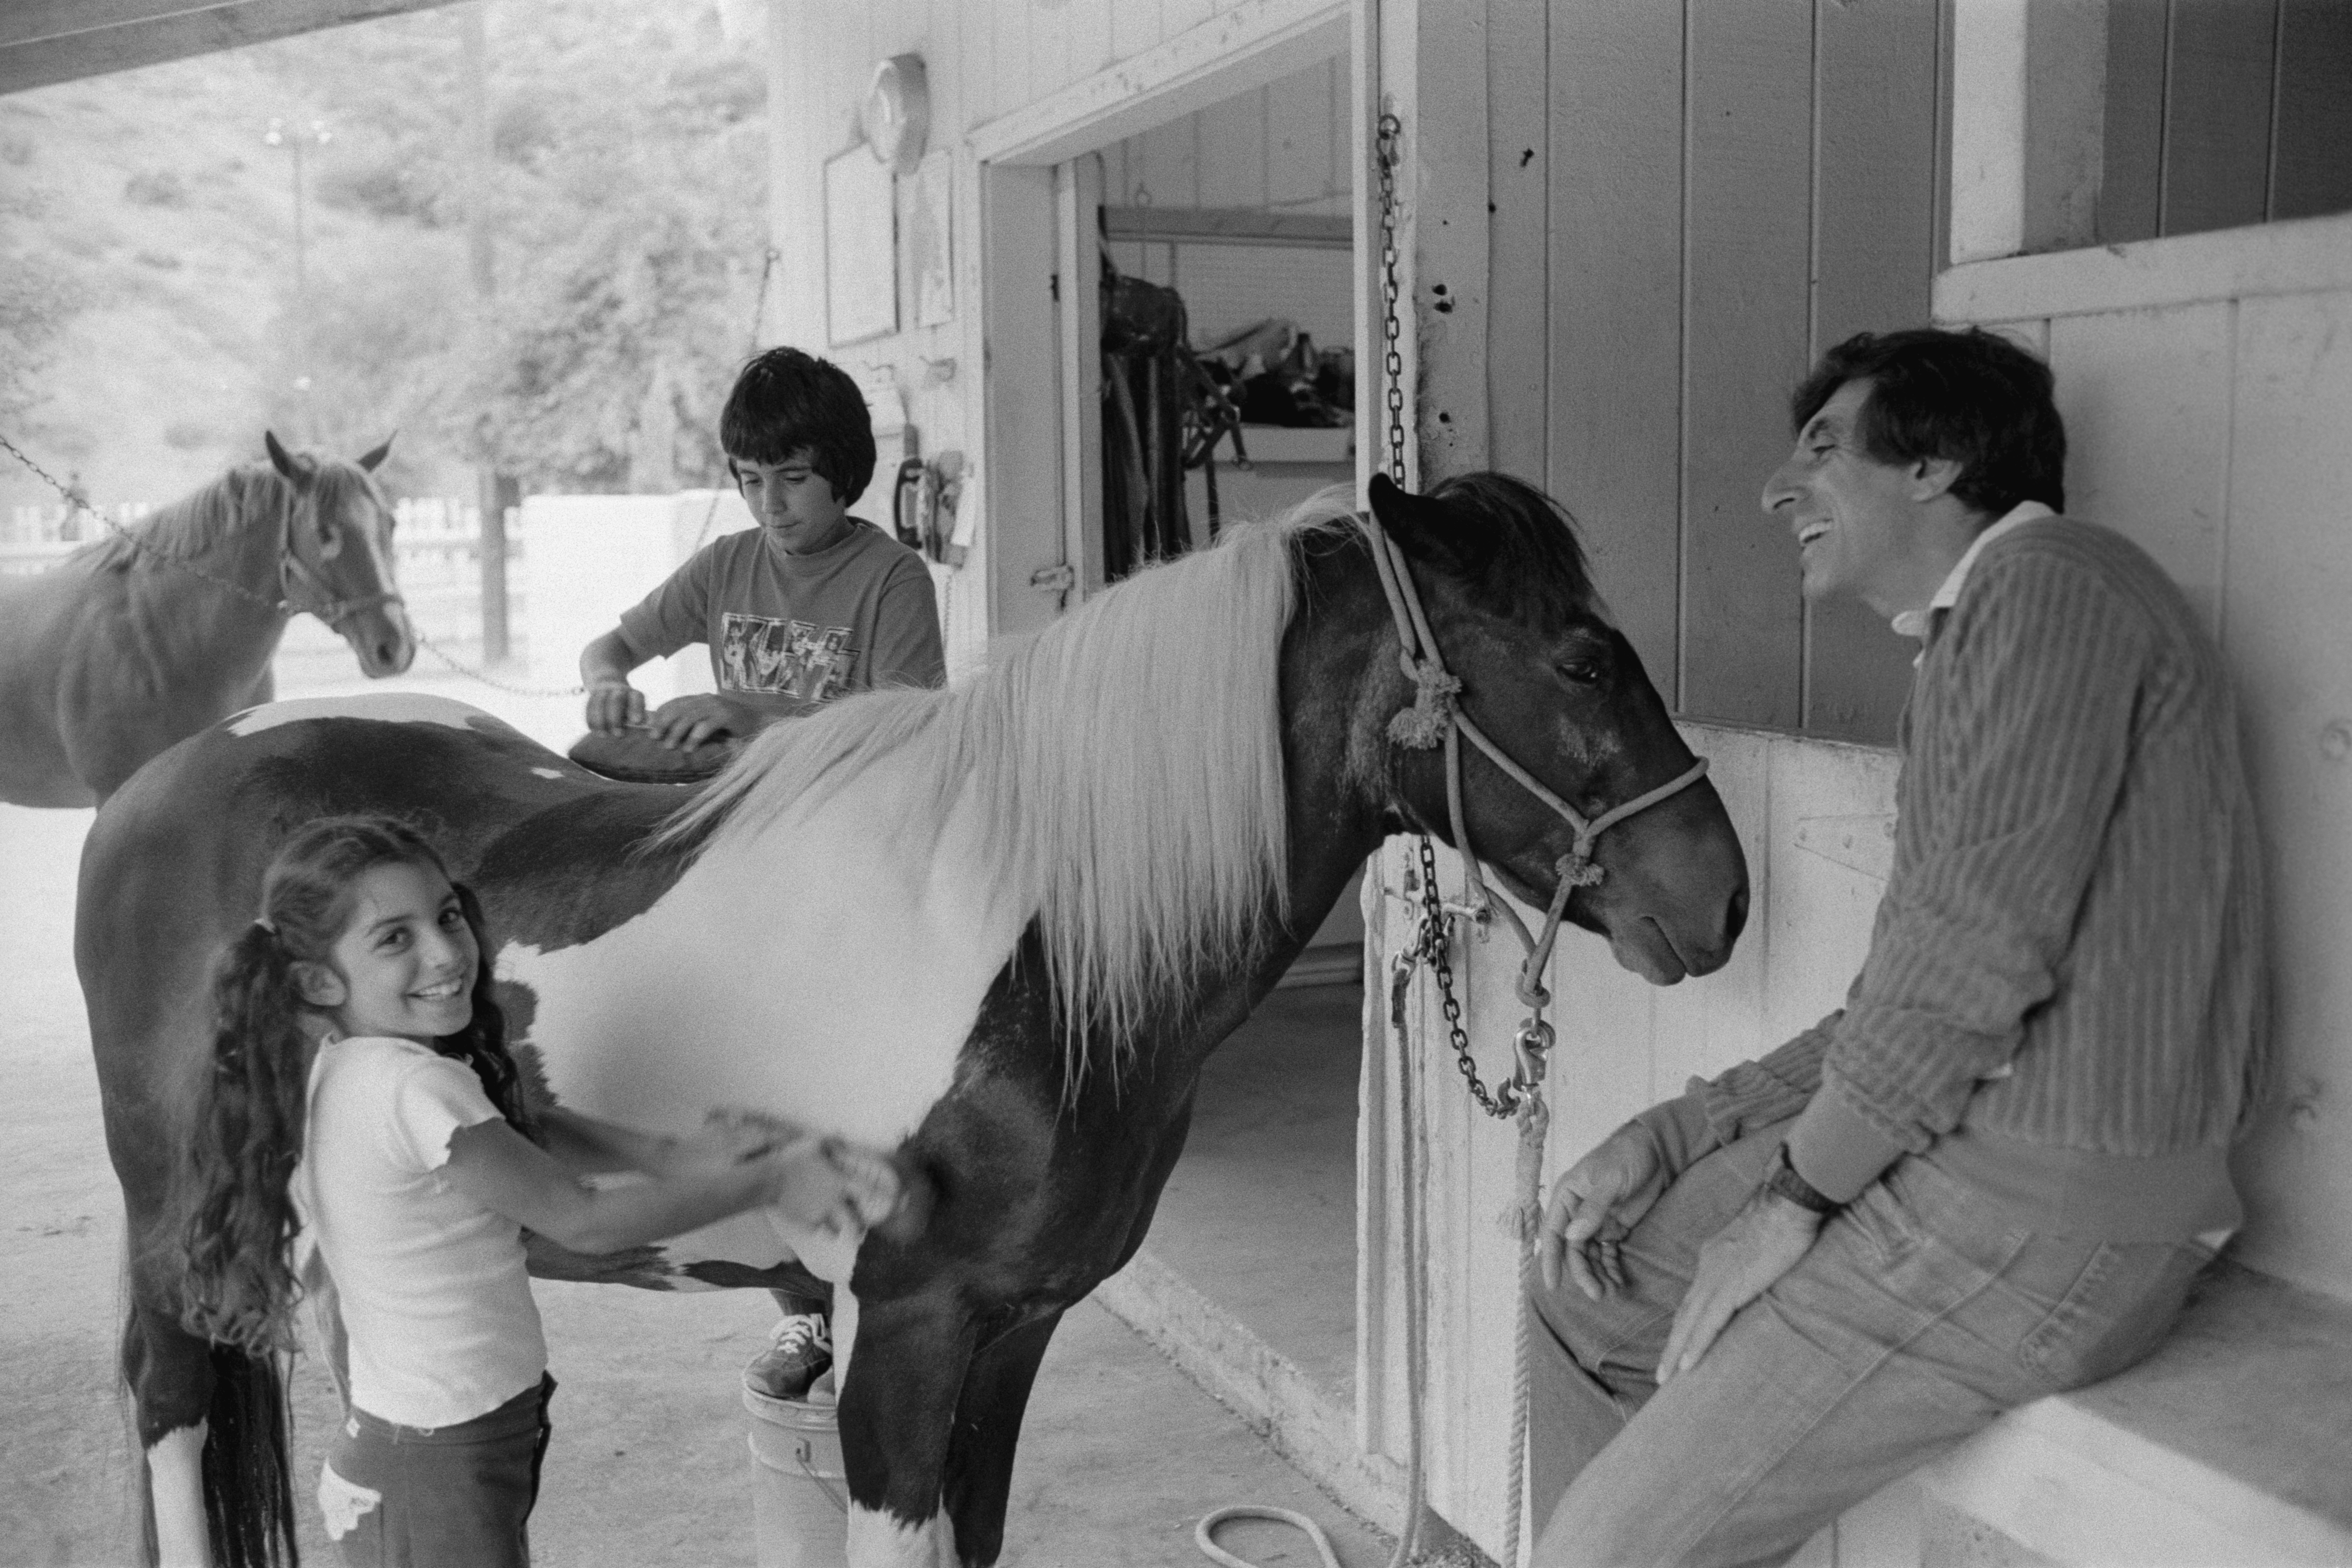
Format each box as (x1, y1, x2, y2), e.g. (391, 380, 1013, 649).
(743, 1379, 848, 1568)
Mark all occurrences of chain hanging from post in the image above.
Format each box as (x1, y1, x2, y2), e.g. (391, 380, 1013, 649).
(1376, 111, 1544, 1123)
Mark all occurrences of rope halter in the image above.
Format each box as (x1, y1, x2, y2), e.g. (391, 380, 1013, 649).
(277, 495, 403, 631)
(1359, 503, 1710, 1079)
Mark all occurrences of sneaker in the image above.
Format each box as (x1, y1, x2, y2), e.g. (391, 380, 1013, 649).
(744, 1312, 831, 1400)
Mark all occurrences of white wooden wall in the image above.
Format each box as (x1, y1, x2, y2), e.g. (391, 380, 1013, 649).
(762, 0, 1339, 678)
(1362, 726, 1909, 1564)
(1362, 209, 2352, 1568)
(1938, 211, 2352, 1303)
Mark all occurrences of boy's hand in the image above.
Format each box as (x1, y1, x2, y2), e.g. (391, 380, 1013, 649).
(586, 680, 646, 735)
(647, 693, 760, 750)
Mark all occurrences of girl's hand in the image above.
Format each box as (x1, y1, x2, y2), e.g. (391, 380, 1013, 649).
(765, 1137, 905, 1235)
(690, 1107, 807, 1165)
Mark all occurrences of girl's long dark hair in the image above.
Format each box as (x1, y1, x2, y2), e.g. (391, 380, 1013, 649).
(170, 816, 534, 1355)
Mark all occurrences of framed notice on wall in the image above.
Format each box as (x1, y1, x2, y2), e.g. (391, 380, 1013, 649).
(825, 146, 897, 346)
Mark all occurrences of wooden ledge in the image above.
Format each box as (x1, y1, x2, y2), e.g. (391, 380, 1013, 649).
(1920, 1264, 2352, 1565)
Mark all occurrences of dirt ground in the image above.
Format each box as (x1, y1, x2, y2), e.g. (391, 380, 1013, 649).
(0, 675, 1389, 1568)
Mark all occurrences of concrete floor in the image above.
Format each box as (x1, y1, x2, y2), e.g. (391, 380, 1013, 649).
(1152, 983, 1363, 1400)
(0, 670, 1392, 1567)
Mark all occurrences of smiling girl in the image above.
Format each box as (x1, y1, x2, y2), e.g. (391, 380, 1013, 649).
(168, 815, 901, 1567)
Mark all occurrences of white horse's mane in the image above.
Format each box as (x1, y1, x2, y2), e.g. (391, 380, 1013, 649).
(660, 487, 1363, 1079)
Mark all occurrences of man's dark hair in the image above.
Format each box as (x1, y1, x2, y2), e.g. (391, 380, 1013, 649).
(720, 347, 878, 505)
(1791, 327, 2067, 516)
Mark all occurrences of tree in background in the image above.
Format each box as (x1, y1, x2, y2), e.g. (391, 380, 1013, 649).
(2, 0, 768, 507)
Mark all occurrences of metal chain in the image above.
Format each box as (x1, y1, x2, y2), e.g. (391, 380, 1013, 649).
(1, 430, 300, 614)
(1377, 112, 1517, 1119)
(1375, 113, 1408, 490)
(1415, 838, 1519, 1117)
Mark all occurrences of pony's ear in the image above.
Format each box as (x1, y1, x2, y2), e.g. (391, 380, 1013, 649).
(263, 431, 313, 485)
(357, 435, 395, 473)
(1368, 473, 1497, 577)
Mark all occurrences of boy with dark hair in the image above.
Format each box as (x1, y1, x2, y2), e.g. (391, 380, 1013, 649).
(578, 347, 945, 1398)
(580, 347, 944, 758)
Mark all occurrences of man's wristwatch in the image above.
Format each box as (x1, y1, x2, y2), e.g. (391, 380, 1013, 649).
(1762, 1143, 1841, 1216)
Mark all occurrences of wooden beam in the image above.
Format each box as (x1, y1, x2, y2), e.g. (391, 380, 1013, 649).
(1101, 205, 1352, 248)
(968, 0, 1346, 167)
(2, 0, 460, 95)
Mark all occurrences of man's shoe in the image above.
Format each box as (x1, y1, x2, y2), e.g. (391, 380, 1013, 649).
(744, 1312, 832, 1401)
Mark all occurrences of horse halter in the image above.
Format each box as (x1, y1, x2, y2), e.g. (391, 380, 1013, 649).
(276, 493, 402, 630)
(1360, 510, 1709, 1102)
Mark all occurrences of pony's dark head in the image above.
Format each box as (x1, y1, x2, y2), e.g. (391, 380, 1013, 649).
(263, 431, 414, 677)
(1364, 472, 1748, 982)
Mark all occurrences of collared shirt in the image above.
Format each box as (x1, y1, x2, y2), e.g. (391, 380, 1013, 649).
(1890, 500, 2056, 649)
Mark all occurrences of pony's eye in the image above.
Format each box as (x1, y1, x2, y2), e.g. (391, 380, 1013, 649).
(1557, 661, 1601, 686)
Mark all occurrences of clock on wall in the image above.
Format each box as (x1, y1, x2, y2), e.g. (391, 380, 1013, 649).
(862, 53, 930, 176)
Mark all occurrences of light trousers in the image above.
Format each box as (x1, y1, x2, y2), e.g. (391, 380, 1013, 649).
(1528, 1124, 2210, 1568)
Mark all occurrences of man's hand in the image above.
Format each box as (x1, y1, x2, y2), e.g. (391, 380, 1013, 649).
(1538, 1122, 1674, 1299)
(1656, 1186, 1825, 1385)
(646, 692, 761, 750)
(585, 679, 646, 736)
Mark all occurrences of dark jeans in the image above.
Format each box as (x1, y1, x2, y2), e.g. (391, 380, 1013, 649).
(321, 1374, 556, 1568)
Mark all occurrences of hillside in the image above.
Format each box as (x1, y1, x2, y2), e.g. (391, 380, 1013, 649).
(0, 0, 766, 522)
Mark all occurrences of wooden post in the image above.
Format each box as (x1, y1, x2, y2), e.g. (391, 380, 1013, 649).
(1951, 0, 2109, 264)
(462, 0, 510, 665)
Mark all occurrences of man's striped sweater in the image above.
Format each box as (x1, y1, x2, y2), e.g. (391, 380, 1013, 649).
(1652, 514, 2270, 1241)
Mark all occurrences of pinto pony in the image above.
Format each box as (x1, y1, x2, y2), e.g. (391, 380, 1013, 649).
(0, 432, 410, 808)
(81, 474, 1748, 1567)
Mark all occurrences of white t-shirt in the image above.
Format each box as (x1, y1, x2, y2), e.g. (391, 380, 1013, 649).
(292, 1035, 547, 1429)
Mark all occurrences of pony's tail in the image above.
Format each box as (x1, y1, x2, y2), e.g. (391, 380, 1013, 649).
(199, 1341, 300, 1568)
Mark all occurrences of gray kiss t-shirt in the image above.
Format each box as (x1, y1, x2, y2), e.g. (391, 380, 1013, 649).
(618, 519, 945, 720)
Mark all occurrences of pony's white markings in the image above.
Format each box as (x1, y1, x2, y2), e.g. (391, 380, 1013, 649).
(146, 1422, 210, 1568)
(848, 1502, 957, 1568)
(661, 490, 1344, 1082)
(495, 771, 1022, 1272)
(227, 691, 489, 736)
(499, 497, 1353, 1280)
(317, 1461, 382, 1540)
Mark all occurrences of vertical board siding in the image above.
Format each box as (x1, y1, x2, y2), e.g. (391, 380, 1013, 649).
(1543, 0, 1940, 743)
(2215, 289, 2352, 1299)
(2161, 0, 2280, 236)
(1805, 0, 1943, 741)
(1197, 84, 1271, 206)
(1485, 0, 1548, 490)
(2104, 0, 2352, 243)
(1104, 57, 1348, 214)
(2099, 0, 2168, 250)
(1266, 59, 1339, 208)
(2271, 0, 2352, 222)
(1546, 0, 1686, 709)
(2048, 304, 2233, 625)
(1679, 0, 1815, 730)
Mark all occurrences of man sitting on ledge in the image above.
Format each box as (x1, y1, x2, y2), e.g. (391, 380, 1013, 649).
(1528, 327, 2271, 1568)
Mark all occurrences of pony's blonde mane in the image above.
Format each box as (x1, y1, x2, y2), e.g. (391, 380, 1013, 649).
(660, 487, 1364, 1079)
